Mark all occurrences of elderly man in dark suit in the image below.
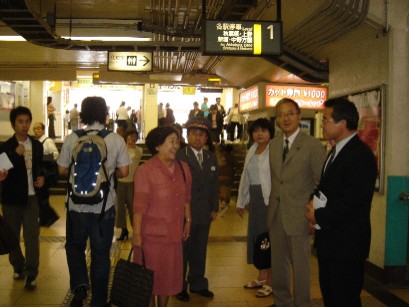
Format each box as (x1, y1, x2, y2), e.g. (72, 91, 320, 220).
(306, 98, 377, 307)
(267, 98, 326, 307)
(175, 117, 219, 302)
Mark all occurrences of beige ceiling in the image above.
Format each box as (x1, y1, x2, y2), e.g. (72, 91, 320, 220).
(0, 0, 382, 88)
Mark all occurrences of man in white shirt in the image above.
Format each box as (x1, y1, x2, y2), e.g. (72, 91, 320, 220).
(116, 101, 129, 129)
(58, 96, 130, 306)
(33, 122, 59, 227)
(70, 104, 80, 131)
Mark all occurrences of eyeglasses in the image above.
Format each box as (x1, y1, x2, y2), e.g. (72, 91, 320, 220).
(322, 117, 336, 124)
(277, 111, 299, 118)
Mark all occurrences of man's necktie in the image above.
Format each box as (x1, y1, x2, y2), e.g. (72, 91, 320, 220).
(324, 147, 336, 174)
(282, 139, 289, 161)
(197, 152, 203, 168)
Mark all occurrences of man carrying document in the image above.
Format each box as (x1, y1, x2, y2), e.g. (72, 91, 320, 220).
(0, 106, 45, 290)
(305, 98, 377, 307)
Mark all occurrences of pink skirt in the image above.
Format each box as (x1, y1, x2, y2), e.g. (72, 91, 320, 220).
(134, 241, 183, 296)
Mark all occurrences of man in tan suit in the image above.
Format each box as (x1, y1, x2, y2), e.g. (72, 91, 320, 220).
(267, 98, 325, 307)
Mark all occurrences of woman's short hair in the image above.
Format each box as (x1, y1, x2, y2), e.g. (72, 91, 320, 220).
(80, 96, 108, 125)
(123, 128, 138, 142)
(145, 126, 178, 155)
(248, 118, 275, 141)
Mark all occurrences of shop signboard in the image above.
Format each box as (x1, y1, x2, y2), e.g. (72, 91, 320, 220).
(108, 52, 153, 72)
(266, 84, 328, 109)
(203, 20, 282, 56)
(239, 86, 259, 112)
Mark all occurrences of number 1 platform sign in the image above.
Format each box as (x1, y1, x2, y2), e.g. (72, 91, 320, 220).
(203, 20, 282, 56)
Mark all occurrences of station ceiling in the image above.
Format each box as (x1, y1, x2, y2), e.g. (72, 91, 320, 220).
(0, 0, 382, 88)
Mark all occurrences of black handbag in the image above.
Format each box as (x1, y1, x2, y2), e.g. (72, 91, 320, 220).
(0, 214, 19, 255)
(253, 232, 271, 270)
(110, 248, 154, 307)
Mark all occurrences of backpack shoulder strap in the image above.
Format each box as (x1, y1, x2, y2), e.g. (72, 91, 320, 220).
(97, 129, 112, 138)
(41, 137, 49, 144)
(74, 129, 86, 137)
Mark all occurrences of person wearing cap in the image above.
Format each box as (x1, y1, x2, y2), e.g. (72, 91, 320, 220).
(175, 117, 219, 302)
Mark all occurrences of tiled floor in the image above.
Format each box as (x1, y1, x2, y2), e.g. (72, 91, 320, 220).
(0, 195, 408, 306)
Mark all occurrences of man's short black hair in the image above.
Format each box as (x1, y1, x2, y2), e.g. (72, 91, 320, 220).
(10, 106, 32, 125)
(145, 126, 178, 155)
(248, 118, 275, 141)
(325, 98, 359, 130)
(80, 96, 108, 125)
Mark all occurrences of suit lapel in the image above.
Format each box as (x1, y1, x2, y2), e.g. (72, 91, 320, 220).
(270, 138, 283, 172)
(282, 131, 304, 166)
(323, 134, 359, 177)
(186, 145, 203, 173)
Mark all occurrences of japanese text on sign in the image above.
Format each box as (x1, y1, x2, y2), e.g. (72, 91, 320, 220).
(204, 20, 282, 56)
(266, 85, 328, 109)
(239, 86, 259, 112)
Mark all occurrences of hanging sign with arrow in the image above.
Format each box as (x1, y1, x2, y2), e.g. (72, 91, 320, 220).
(108, 51, 153, 72)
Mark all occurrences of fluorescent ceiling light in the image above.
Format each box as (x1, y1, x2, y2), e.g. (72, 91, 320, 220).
(0, 36, 26, 41)
(149, 73, 183, 82)
(0, 35, 151, 42)
(62, 36, 152, 42)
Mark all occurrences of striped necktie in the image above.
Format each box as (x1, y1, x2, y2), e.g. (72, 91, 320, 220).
(324, 147, 336, 174)
(282, 139, 289, 161)
(197, 152, 203, 168)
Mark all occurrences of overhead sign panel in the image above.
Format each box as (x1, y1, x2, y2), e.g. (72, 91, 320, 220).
(108, 52, 152, 72)
(204, 20, 282, 56)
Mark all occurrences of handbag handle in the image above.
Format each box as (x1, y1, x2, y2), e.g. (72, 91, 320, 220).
(127, 247, 147, 267)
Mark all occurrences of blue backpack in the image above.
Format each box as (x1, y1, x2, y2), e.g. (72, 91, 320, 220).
(67, 129, 111, 211)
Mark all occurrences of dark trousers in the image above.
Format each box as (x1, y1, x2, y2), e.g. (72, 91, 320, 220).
(318, 256, 365, 307)
(228, 122, 242, 141)
(48, 114, 56, 138)
(37, 185, 59, 226)
(66, 207, 115, 307)
(116, 119, 127, 129)
(2, 196, 40, 278)
(182, 223, 211, 291)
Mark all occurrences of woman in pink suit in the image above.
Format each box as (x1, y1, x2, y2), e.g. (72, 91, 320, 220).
(132, 126, 192, 307)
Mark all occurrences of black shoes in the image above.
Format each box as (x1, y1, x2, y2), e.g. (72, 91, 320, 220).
(190, 288, 214, 298)
(117, 228, 129, 241)
(13, 269, 25, 280)
(70, 285, 88, 307)
(24, 276, 37, 290)
(176, 290, 190, 302)
(176, 288, 214, 302)
(43, 215, 59, 227)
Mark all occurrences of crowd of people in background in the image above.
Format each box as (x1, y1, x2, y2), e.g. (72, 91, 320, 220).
(0, 95, 377, 307)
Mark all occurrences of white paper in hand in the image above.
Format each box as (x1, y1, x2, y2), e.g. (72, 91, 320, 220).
(0, 152, 14, 170)
(313, 191, 327, 230)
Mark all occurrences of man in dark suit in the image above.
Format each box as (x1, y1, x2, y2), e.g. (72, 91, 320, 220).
(176, 117, 219, 302)
(187, 101, 204, 121)
(267, 98, 326, 307)
(306, 98, 377, 307)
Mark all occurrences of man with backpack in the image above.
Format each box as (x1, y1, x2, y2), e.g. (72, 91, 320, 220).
(57, 96, 130, 307)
